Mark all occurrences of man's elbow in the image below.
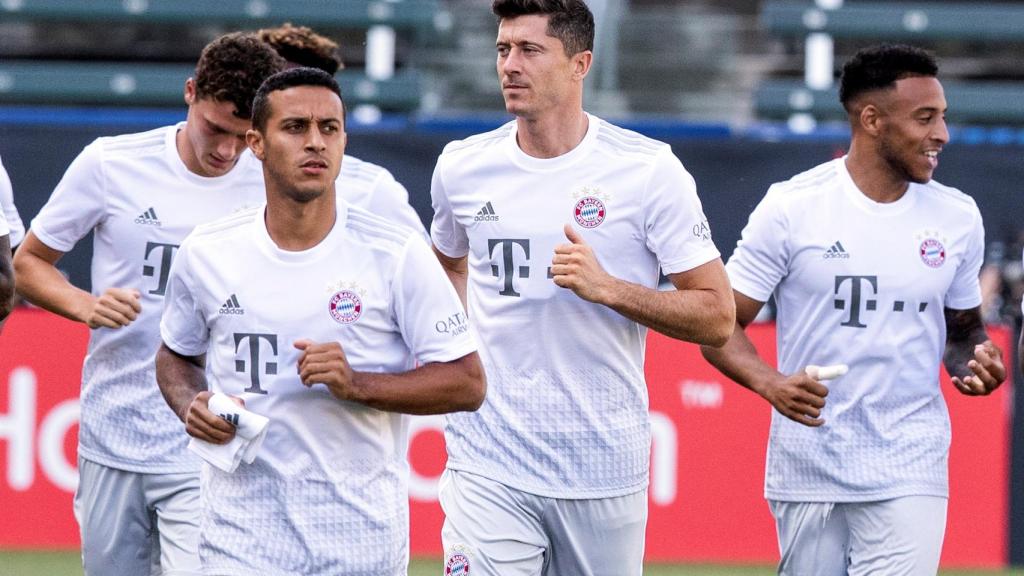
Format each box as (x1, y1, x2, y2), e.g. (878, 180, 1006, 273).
(703, 297, 736, 348)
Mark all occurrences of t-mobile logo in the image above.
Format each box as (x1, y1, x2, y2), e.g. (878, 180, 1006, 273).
(142, 241, 179, 296)
(233, 333, 278, 394)
(488, 238, 531, 297)
(833, 275, 878, 328)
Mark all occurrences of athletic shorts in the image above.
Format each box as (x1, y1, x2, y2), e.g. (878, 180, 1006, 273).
(74, 457, 201, 576)
(769, 496, 947, 576)
(439, 468, 647, 576)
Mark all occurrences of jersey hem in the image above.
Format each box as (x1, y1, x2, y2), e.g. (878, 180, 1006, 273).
(660, 248, 720, 276)
(79, 448, 200, 475)
(30, 225, 77, 254)
(445, 463, 647, 500)
(764, 485, 949, 503)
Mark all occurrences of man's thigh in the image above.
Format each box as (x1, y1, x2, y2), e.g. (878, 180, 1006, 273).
(543, 490, 647, 576)
(769, 500, 850, 576)
(846, 496, 947, 576)
(144, 470, 201, 576)
(440, 469, 546, 576)
(75, 458, 156, 576)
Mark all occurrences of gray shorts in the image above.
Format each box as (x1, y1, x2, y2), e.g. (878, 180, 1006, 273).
(439, 469, 647, 576)
(74, 457, 201, 576)
(769, 496, 947, 576)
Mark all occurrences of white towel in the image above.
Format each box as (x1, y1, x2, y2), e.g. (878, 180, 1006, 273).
(188, 393, 270, 473)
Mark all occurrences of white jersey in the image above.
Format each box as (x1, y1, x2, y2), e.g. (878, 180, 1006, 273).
(431, 114, 720, 498)
(31, 123, 266, 473)
(337, 154, 425, 235)
(160, 203, 475, 576)
(0, 155, 24, 245)
(727, 157, 984, 502)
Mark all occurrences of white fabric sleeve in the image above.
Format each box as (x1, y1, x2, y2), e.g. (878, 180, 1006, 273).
(428, 154, 469, 258)
(0, 155, 21, 243)
(644, 147, 721, 275)
(725, 184, 790, 303)
(159, 239, 209, 357)
(945, 207, 984, 310)
(366, 169, 427, 236)
(30, 140, 107, 252)
(392, 235, 477, 364)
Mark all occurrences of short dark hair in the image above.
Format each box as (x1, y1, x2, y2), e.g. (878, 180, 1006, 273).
(194, 32, 287, 119)
(839, 43, 939, 111)
(251, 67, 344, 131)
(257, 23, 344, 75)
(492, 0, 594, 56)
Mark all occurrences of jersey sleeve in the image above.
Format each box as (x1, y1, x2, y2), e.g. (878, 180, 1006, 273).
(429, 154, 470, 259)
(944, 207, 984, 310)
(391, 235, 477, 364)
(644, 147, 721, 275)
(0, 156, 22, 244)
(30, 140, 108, 252)
(725, 184, 791, 303)
(159, 239, 210, 357)
(366, 169, 427, 238)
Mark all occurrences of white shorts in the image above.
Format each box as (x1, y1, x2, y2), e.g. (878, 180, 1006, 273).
(75, 457, 201, 576)
(769, 496, 947, 576)
(439, 469, 647, 576)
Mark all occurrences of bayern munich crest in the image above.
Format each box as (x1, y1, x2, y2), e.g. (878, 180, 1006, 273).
(444, 547, 471, 575)
(919, 239, 946, 268)
(571, 186, 610, 229)
(328, 290, 362, 324)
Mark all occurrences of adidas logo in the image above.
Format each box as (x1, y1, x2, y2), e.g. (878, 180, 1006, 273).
(823, 241, 850, 259)
(134, 207, 162, 226)
(218, 412, 240, 426)
(474, 201, 499, 222)
(218, 294, 244, 315)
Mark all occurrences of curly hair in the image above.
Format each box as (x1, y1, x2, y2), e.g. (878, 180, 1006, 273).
(839, 43, 939, 112)
(193, 32, 287, 120)
(257, 23, 344, 75)
(492, 0, 594, 56)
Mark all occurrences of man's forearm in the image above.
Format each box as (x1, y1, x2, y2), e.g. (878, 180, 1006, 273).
(0, 235, 13, 321)
(604, 278, 734, 346)
(349, 353, 484, 415)
(155, 344, 207, 422)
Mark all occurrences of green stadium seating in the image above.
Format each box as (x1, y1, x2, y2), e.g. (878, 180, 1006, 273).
(0, 62, 424, 111)
(755, 79, 1024, 125)
(0, 0, 444, 33)
(761, 1, 1024, 41)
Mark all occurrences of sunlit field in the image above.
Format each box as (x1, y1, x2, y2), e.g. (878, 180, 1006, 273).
(2, 552, 1023, 576)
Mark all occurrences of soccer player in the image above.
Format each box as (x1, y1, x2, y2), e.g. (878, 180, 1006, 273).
(12, 34, 285, 575)
(257, 22, 426, 233)
(429, 1, 734, 574)
(156, 67, 484, 575)
(701, 44, 1006, 575)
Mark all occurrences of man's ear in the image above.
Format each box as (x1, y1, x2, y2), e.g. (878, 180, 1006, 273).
(246, 129, 265, 161)
(859, 103, 883, 137)
(572, 50, 593, 82)
(183, 78, 196, 106)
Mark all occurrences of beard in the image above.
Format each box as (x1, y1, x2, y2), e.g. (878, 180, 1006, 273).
(878, 136, 930, 185)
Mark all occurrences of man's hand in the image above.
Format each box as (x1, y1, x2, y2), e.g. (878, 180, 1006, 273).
(85, 287, 141, 328)
(951, 341, 1005, 396)
(294, 339, 358, 402)
(551, 224, 614, 303)
(762, 372, 830, 427)
(185, 390, 241, 444)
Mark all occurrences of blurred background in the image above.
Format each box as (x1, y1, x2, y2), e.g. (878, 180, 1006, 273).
(1, 0, 1023, 573)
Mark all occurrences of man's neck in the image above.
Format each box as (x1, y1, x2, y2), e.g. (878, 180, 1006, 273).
(515, 109, 589, 159)
(844, 145, 910, 204)
(264, 191, 337, 252)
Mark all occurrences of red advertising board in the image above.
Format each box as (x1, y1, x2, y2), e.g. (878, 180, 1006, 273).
(0, 309, 1011, 567)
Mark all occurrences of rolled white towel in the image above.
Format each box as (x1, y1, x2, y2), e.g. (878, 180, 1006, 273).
(805, 364, 849, 381)
(187, 393, 269, 473)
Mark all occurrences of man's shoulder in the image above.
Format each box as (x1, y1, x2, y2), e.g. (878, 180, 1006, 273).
(918, 179, 979, 216)
(185, 206, 260, 249)
(440, 121, 516, 158)
(91, 125, 173, 159)
(345, 204, 419, 252)
(591, 117, 670, 158)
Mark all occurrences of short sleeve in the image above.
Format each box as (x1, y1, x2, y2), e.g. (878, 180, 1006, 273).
(30, 140, 108, 252)
(725, 185, 791, 302)
(944, 208, 984, 310)
(0, 156, 22, 244)
(159, 240, 210, 356)
(391, 236, 476, 364)
(429, 155, 469, 259)
(366, 169, 427, 238)
(644, 147, 720, 275)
